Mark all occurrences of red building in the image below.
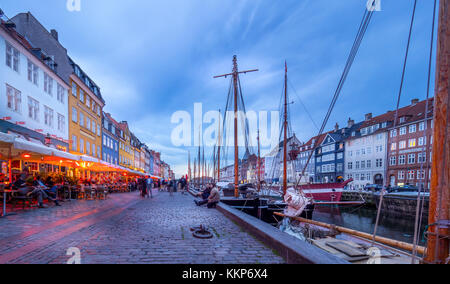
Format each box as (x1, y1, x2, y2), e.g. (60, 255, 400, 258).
(386, 98, 434, 189)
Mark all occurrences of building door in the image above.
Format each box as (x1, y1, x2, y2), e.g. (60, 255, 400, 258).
(390, 175, 396, 187)
(374, 174, 383, 185)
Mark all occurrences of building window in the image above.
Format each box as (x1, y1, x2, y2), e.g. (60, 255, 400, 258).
(391, 143, 397, 151)
(337, 163, 343, 172)
(399, 127, 407, 135)
(418, 137, 426, 146)
(57, 113, 65, 132)
(80, 138, 85, 153)
(57, 84, 65, 104)
(376, 145, 383, 152)
(376, 159, 383, 168)
(79, 89, 85, 103)
(72, 135, 77, 151)
(367, 160, 372, 168)
(408, 139, 416, 148)
(390, 156, 397, 166)
(398, 171, 405, 180)
(44, 73, 53, 96)
(419, 122, 426, 131)
(399, 155, 406, 165)
(409, 124, 417, 133)
(86, 141, 90, 155)
(72, 107, 78, 122)
(71, 82, 77, 97)
(27, 96, 39, 121)
(390, 130, 397, 138)
(6, 84, 21, 113)
(361, 161, 366, 169)
(97, 146, 100, 158)
(27, 59, 39, 85)
(44, 106, 54, 128)
(417, 170, 425, 180)
(408, 154, 416, 164)
(5, 42, 20, 72)
(399, 141, 406, 149)
(86, 116, 91, 131)
(355, 161, 360, 169)
(418, 153, 426, 163)
(408, 170, 415, 180)
(80, 112, 85, 127)
(92, 144, 96, 156)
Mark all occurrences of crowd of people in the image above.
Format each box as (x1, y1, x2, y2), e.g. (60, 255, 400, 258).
(3, 167, 222, 211)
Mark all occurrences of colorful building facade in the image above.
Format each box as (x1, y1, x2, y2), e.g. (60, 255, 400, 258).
(68, 59, 104, 159)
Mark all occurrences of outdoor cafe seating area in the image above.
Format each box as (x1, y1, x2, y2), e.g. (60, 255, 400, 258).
(0, 132, 160, 216)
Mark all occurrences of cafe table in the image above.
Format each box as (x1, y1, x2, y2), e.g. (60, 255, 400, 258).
(1, 188, 17, 218)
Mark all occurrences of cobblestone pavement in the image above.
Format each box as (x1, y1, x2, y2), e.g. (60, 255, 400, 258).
(0, 191, 285, 264)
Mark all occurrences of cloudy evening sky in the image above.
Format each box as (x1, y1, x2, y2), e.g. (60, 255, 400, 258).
(1, 0, 438, 177)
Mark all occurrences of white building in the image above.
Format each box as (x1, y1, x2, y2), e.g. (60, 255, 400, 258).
(0, 22, 69, 141)
(264, 135, 303, 183)
(345, 113, 391, 190)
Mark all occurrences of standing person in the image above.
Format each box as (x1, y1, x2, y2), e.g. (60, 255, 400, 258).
(146, 178, 153, 199)
(180, 177, 187, 195)
(169, 179, 174, 197)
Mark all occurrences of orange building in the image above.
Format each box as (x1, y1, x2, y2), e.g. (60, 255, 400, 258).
(68, 59, 105, 160)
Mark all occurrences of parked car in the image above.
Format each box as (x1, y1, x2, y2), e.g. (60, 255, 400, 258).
(388, 185, 419, 193)
(364, 184, 383, 192)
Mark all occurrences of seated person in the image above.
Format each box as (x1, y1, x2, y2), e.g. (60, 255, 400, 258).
(13, 172, 59, 208)
(207, 185, 221, 208)
(194, 183, 213, 206)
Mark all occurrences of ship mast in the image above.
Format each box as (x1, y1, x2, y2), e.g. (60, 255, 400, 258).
(197, 131, 201, 188)
(426, 0, 449, 264)
(257, 128, 261, 192)
(188, 151, 191, 187)
(217, 109, 222, 183)
(283, 62, 288, 196)
(214, 56, 258, 197)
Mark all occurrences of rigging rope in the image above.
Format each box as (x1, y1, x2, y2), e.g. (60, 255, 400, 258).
(295, 5, 375, 187)
(411, 0, 438, 263)
(372, 0, 418, 246)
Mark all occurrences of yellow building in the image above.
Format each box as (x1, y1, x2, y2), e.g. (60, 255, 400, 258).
(68, 59, 104, 161)
(118, 121, 133, 169)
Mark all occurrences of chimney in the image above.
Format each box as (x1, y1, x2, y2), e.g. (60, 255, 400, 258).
(334, 123, 339, 132)
(411, 98, 419, 105)
(50, 29, 58, 41)
(365, 113, 373, 121)
(348, 118, 355, 128)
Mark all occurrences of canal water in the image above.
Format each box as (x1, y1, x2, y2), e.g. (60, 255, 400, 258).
(312, 205, 428, 246)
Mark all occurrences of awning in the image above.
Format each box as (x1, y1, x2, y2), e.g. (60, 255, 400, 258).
(52, 150, 80, 161)
(0, 132, 15, 144)
(14, 137, 53, 156)
(80, 155, 99, 163)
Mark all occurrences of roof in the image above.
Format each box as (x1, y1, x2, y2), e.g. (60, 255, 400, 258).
(298, 132, 330, 153)
(0, 20, 66, 85)
(104, 112, 121, 129)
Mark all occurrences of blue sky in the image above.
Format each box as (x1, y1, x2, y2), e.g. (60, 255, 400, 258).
(1, 0, 438, 177)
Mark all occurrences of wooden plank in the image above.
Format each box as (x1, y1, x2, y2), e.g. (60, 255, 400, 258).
(326, 241, 367, 257)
